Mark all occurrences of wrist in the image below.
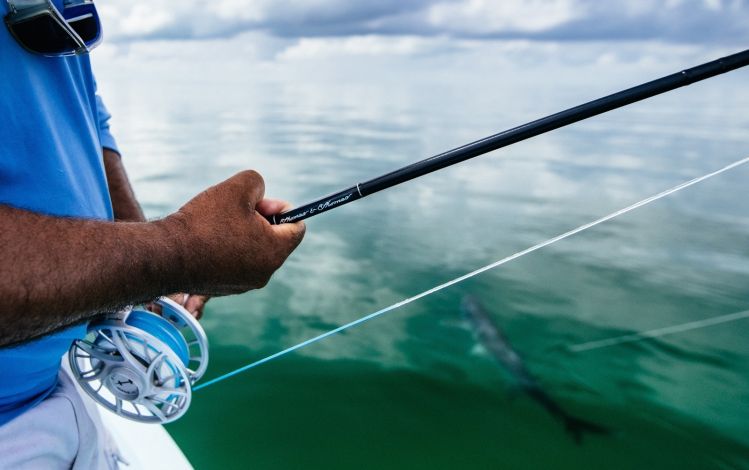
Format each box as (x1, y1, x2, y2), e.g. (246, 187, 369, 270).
(150, 213, 194, 293)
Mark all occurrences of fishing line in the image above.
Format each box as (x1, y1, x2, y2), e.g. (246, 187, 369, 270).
(569, 309, 749, 353)
(194, 156, 749, 391)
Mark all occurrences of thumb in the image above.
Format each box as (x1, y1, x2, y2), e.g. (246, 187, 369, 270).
(258, 198, 306, 247)
(256, 198, 291, 217)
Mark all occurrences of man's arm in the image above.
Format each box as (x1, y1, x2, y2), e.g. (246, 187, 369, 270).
(0, 170, 305, 347)
(103, 148, 146, 222)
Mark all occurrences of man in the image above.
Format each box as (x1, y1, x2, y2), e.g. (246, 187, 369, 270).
(0, 0, 305, 467)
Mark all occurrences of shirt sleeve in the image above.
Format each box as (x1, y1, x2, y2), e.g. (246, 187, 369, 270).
(94, 84, 120, 155)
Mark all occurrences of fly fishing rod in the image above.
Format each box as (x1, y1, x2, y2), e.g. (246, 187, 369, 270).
(268, 48, 749, 225)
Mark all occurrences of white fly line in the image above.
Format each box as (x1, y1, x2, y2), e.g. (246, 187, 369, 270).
(569, 309, 749, 352)
(195, 156, 749, 391)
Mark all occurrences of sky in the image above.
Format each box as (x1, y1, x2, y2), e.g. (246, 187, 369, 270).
(98, 0, 747, 44)
(92, 0, 748, 84)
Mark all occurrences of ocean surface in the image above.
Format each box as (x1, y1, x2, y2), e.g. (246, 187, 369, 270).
(96, 43, 749, 469)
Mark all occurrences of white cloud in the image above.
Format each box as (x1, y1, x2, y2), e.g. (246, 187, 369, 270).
(427, 0, 582, 34)
(278, 35, 448, 60)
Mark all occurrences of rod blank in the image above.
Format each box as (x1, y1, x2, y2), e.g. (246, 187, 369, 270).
(269, 49, 749, 225)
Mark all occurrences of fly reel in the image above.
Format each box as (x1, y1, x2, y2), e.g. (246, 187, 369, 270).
(69, 297, 209, 423)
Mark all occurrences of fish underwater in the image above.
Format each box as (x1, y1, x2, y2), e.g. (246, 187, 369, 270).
(461, 295, 609, 444)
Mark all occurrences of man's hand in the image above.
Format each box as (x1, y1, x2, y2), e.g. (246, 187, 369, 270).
(156, 184, 304, 318)
(161, 170, 305, 296)
(183, 294, 209, 319)
(148, 293, 210, 320)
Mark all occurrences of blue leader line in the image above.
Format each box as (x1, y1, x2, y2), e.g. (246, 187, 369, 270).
(194, 156, 749, 392)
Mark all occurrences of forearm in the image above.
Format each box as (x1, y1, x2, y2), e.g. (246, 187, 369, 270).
(0, 169, 306, 347)
(103, 148, 146, 222)
(0, 204, 182, 347)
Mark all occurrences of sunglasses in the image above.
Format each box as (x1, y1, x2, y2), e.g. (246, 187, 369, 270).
(4, 0, 101, 56)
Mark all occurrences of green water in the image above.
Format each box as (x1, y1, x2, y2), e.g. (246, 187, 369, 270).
(96, 45, 749, 468)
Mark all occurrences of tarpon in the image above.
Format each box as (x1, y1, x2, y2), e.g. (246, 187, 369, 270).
(461, 295, 608, 443)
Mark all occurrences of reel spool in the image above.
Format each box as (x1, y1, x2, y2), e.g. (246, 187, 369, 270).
(69, 297, 209, 423)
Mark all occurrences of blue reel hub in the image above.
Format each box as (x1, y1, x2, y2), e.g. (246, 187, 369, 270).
(125, 309, 191, 367)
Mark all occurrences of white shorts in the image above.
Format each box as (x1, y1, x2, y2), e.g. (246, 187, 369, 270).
(0, 364, 124, 469)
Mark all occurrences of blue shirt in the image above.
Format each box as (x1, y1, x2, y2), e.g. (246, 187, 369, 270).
(0, 1, 117, 425)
